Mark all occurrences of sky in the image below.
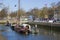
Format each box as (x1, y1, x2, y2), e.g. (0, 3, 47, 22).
(0, 0, 60, 12)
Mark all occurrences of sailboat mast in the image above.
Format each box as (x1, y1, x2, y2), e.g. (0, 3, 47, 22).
(17, 0, 20, 24)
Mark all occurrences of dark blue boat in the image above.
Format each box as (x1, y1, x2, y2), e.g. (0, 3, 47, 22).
(5, 21, 11, 26)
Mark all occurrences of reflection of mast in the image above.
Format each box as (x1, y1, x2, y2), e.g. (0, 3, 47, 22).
(17, 0, 20, 24)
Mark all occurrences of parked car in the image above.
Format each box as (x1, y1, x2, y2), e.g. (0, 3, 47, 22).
(48, 19, 57, 23)
(48, 20, 54, 23)
(34, 18, 40, 22)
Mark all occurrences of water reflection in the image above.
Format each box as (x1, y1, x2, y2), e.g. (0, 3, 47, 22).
(0, 25, 60, 40)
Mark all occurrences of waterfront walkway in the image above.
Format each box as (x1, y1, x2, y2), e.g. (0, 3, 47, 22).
(26, 22, 60, 27)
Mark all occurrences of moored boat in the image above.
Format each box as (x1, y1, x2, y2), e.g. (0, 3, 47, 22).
(5, 21, 11, 26)
(11, 24, 31, 34)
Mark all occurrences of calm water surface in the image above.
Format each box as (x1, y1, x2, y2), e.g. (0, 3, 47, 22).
(0, 25, 60, 40)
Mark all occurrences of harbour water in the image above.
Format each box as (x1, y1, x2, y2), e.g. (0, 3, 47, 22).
(0, 24, 60, 40)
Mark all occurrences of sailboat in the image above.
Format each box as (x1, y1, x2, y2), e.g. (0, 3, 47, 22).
(11, 0, 31, 34)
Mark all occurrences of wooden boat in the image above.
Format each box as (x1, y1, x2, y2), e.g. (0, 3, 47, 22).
(20, 25, 31, 34)
(11, 24, 31, 34)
